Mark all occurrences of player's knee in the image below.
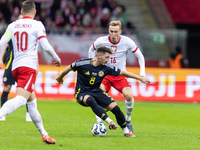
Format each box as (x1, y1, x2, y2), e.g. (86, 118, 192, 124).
(85, 96, 96, 107)
(124, 94, 133, 102)
(122, 88, 133, 101)
(16, 95, 27, 107)
(4, 84, 12, 92)
(27, 99, 37, 108)
(107, 102, 117, 110)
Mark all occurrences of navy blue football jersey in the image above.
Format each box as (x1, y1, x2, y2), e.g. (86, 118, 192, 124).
(3, 41, 13, 64)
(70, 58, 121, 93)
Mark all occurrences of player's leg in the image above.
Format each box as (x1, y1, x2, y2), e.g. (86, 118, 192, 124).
(0, 84, 12, 121)
(106, 102, 135, 137)
(80, 94, 116, 129)
(27, 92, 56, 144)
(0, 87, 29, 119)
(1, 84, 12, 107)
(112, 76, 134, 133)
(25, 104, 32, 121)
(94, 84, 107, 123)
(94, 81, 112, 123)
(122, 86, 134, 133)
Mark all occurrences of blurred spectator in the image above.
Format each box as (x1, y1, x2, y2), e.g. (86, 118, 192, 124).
(11, 6, 20, 22)
(0, 0, 134, 35)
(64, 23, 72, 35)
(43, 16, 53, 34)
(103, 0, 118, 12)
(73, 20, 85, 36)
(76, 0, 87, 21)
(55, 10, 65, 27)
(111, 5, 127, 26)
(0, 0, 12, 24)
(82, 7, 100, 29)
(169, 46, 185, 68)
(126, 21, 136, 34)
(100, 8, 111, 28)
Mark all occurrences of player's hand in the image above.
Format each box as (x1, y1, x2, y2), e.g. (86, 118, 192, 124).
(54, 60, 61, 67)
(139, 76, 150, 84)
(56, 76, 63, 84)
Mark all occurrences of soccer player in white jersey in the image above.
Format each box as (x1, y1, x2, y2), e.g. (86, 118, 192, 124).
(0, 0, 61, 144)
(88, 20, 146, 133)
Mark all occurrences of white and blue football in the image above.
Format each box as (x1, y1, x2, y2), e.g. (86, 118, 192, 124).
(91, 122, 107, 137)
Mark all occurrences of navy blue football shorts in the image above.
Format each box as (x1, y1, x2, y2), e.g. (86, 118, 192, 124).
(76, 89, 115, 108)
(3, 64, 15, 85)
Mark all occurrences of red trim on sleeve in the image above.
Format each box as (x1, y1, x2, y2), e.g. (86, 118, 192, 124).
(132, 46, 138, 53)
(38, 36, 46, 40)
(93, 43, 96, 50)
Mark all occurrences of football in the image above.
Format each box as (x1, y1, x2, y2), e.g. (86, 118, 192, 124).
(91, 122, 107, 137)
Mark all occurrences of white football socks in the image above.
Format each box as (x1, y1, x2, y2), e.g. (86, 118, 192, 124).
(96, 115, 102, 123)
(125, 98, 134, 121)
(0, 95, 26, 118)
(27, 99, 48, 135)
(105, 117, 113, 125)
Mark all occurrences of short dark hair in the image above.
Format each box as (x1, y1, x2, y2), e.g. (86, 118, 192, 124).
(96, 46, 112, 55)
(21, 0, 35, 14)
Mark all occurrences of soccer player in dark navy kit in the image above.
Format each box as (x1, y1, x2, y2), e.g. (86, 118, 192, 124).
(0, 41, 32, 121)
(56, 46, 150, 137)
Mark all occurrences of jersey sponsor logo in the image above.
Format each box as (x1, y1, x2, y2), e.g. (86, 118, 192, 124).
(98, 71, 104, 77)
(85, 71, 90, 75)
(92, 72, 97, 76)
(111, 46, 117, 53)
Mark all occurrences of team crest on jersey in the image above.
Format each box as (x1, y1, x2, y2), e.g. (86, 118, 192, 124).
(98, 71, 104, 77)
(3, 77, 7, 82)
(111, 46, 117, 53)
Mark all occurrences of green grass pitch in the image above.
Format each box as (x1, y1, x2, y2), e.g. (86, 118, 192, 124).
(0, 99, 199, 150)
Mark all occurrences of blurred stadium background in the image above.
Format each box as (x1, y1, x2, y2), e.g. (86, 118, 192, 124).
(0, 0, 200, 102)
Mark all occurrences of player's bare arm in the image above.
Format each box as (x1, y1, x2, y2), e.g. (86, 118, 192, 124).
(120, 70, 150, 84)
(56, 65, 73, 84)
(39, 38, 61, 67)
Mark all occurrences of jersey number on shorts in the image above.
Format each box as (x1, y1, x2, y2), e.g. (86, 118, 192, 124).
(14, 31, 28, 51)
(89, 77, 96, 85)
(110, 57, 116, 63)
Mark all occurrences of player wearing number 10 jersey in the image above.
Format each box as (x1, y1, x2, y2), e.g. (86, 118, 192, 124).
(88, 20, 146, 133)
(0, 0, 61, 144)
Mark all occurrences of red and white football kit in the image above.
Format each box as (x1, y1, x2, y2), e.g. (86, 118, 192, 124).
(0, 16, 60, 92)
(88, 35, 145, 92)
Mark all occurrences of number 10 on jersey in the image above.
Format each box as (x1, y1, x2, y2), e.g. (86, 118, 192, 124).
(14, 31, 28, 51)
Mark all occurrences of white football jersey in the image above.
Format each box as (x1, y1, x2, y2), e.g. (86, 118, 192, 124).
(92, 35, 138, 70)
(6, 16, 46, 70)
